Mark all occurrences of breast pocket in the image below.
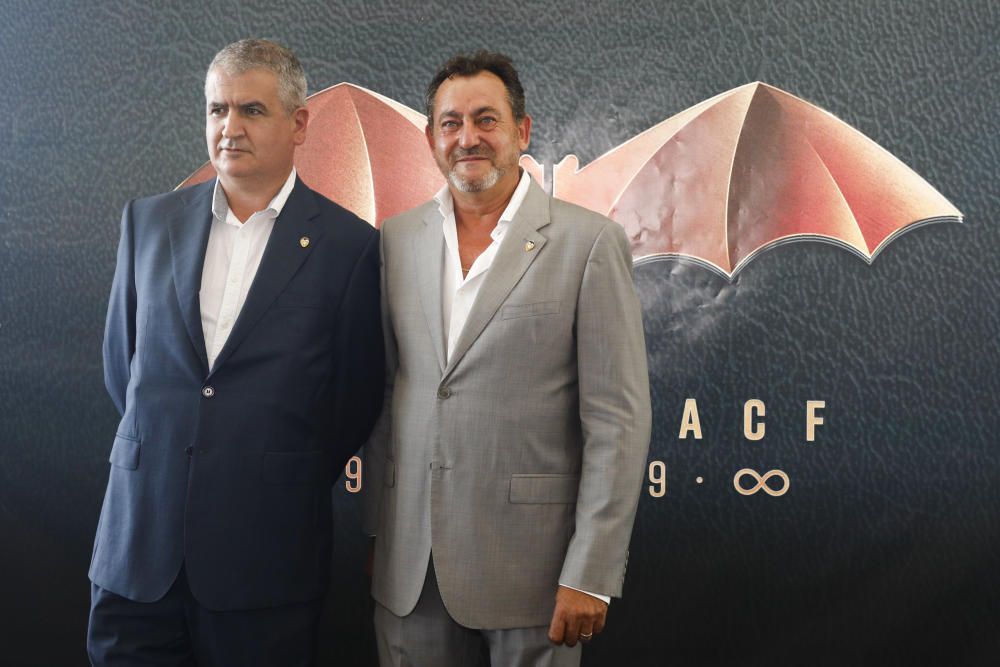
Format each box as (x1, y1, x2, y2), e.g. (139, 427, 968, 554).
(263, 292, 333, 343)
(501, 300, 561, 320)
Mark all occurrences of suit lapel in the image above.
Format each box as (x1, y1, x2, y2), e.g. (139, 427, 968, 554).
(207, 177, 322, 377)
(413, 206, 447, 374)
(168, 180, 214, 374)
(443, 180, 551, 380)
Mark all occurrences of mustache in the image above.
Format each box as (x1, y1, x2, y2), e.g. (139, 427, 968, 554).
(450, 146, 494, 163)
(218, 139, 247, 152)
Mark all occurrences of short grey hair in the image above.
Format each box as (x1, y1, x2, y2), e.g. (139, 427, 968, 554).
(207, 39, 307, 114)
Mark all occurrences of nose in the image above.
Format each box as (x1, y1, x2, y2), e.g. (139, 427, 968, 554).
(457, 121, 479, 149)
(221, 112, 244, 139)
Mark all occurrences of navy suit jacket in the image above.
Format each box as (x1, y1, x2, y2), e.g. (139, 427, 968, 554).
(89, 177, 384, 610)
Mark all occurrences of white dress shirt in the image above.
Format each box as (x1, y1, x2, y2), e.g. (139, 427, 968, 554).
(438, 171, 530, 362)
(436, 170, 611, 606)
(200, 169, 297, 369)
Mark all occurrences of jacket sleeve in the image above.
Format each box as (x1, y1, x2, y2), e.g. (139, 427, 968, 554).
(362, 221, 398, 536)
(102, 200, 137, 417)
(558, 221, 652, 598)
(330, 228, 386, 469)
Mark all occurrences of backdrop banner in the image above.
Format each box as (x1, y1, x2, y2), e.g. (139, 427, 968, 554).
(1, 2, 997, 665)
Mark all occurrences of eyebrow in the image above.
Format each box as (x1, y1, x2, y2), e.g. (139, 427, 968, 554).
(207, 100, 269, 110)
(438, 106, 502, 120)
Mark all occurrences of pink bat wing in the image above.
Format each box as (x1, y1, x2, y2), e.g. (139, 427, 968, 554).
(552, 82, 962, 278)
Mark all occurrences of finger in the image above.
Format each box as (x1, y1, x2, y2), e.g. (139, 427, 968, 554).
(578, 623, 595, 643)
(564, 617, 582, 647)
(548, 611, 565, 645)
(593, 612, 606, 635)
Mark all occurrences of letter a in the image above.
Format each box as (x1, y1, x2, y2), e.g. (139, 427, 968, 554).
(679, 398, 703, 440)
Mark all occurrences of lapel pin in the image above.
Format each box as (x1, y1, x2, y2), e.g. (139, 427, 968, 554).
(524, 240, 536, 252)
(299, 236, 310, 248)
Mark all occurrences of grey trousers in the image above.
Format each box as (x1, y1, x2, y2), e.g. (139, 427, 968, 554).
(374, 561, 581, 667)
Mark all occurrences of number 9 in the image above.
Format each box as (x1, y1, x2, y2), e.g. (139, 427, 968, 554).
(345, 456, 362, 493)
(648, 460, 666, 498)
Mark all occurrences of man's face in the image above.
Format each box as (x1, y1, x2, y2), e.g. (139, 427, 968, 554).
(205, 67, 307, 189)
(426, 71, 530, 194)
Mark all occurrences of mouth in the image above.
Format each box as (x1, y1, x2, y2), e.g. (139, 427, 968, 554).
(454, 156, 489, 166)
(451, 148, 492, 166)
(218, 145, 248, 155)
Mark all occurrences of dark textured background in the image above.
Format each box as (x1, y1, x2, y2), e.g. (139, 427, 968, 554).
(1, 0, 998, 665)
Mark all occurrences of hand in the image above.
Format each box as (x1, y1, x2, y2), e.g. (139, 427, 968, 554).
(547, 585, 608, 647)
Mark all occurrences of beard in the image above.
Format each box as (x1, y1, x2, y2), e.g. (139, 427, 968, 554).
(448, 162, 505, 193)
(443, 145, 517, 193)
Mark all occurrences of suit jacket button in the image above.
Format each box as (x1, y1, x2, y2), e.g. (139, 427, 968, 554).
(185, 445, 194, 456)
(202, 386, 215, 398)
(437, 386, 452, 399)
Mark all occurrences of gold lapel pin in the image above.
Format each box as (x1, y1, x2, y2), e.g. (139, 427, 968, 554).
(524, 240, 536, 252)
(299, 236, 310, 248)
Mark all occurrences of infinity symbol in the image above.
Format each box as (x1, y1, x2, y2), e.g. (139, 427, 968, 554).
(733, 468, 790, 496)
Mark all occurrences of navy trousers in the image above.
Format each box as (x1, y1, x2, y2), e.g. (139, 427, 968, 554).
(87, 567, 324, 667)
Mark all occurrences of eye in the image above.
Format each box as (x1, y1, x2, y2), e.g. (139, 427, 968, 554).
(440, 120, 460, 133)
(209, 105, 226, 116)
(245, 106, 262, 116)
(478, 116, 498, 128)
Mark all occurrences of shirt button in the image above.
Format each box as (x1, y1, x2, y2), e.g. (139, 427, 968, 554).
(437, 386, 452, 399)
(202, 386, 215, 398)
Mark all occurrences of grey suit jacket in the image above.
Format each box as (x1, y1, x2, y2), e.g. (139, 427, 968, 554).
(363, 179, 651, 629)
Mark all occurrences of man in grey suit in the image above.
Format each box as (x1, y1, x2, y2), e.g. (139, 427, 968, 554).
(364, 51, 651, 666)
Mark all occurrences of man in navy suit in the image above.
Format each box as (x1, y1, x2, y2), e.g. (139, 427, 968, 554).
(87, 39, 383, 666)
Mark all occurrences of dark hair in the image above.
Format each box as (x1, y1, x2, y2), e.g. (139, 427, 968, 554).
(425, 51, 526, 122)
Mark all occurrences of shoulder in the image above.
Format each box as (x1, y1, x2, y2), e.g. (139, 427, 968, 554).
(381, 199, 438, 234)
(302, 183, 377, 239)
(129, 180, 211, 219)
(296, 181, 378, 256)
(548, 196, 630, 255)
(115, 181, 211, 242)
(378, 200, 439, 255)
(550, 196, 619, 235)
(306, 185, 378, 246)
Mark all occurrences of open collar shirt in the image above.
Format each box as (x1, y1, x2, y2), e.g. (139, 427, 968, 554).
(437, 169, 531, 363)
(200, 168, 297, 369)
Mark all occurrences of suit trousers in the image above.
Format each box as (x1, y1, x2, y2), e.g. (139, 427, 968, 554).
(87, 566, 324, 667)
(374, 559, 581, 667)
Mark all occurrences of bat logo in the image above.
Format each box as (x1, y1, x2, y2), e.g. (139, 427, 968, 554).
(181, 82, 962, 279)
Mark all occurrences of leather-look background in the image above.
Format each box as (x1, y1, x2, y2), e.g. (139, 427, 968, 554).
(1, 1, 997, 665)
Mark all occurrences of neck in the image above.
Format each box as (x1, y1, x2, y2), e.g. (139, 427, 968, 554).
(218, 171, 291, 222)
(451, 170, 520, 231)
